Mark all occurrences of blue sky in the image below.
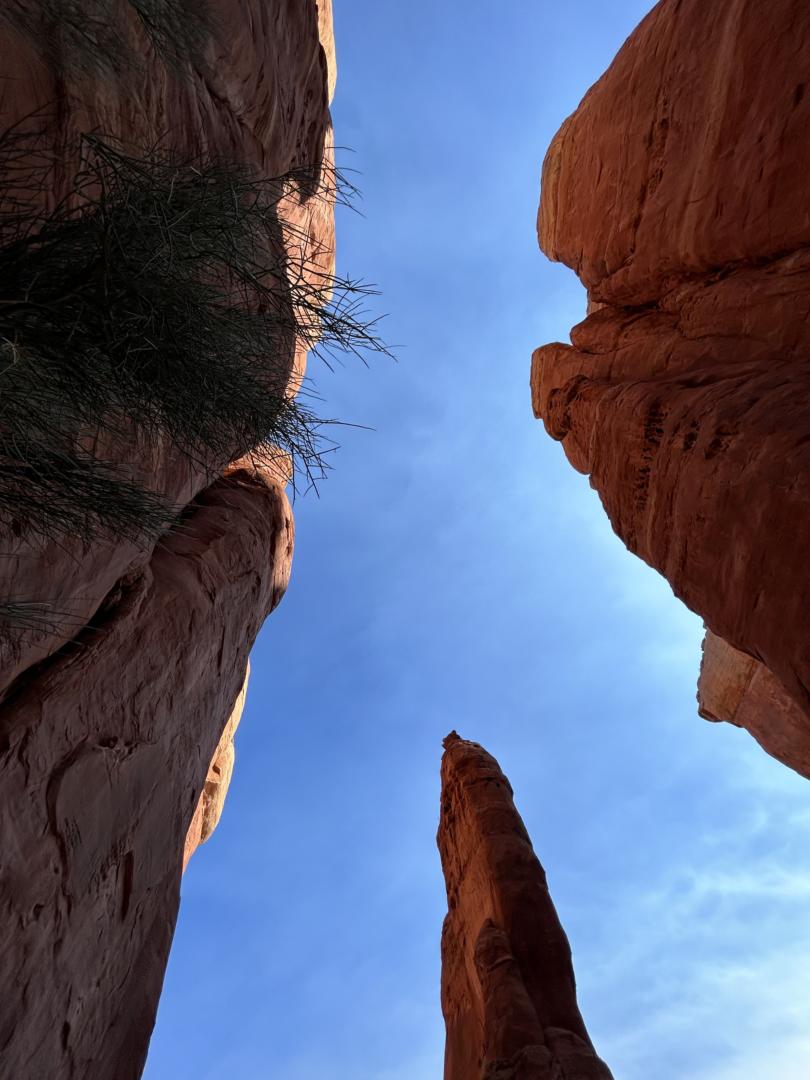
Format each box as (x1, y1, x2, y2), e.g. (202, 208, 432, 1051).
(144, 2, 810, 1077)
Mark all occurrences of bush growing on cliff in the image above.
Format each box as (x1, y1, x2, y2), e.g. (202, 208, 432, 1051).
(0, 125, 388, 638)
(0, 0, 217, 74)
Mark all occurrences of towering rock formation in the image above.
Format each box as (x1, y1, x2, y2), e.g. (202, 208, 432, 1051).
(0, 0, 336, 690)
(0, 2, 337, 1075)
(438, 733, 612, 1080)
(532, 0, 810, 776)
(0, 462, 294, 1078)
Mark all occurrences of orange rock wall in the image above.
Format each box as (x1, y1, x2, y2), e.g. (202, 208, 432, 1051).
(0, 3, 335, 1075)
(438, 734, 612, 1080)
(183, 664, 250, 871)
(698, 631, 810, 781)
(532, 0, 810, 762)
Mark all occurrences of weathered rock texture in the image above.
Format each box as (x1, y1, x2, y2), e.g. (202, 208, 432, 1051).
(0, 0, 335, 691)
(0, 464, 293, 1079)
(532, 0, 810, 769)
(438, 733, 612, 1080)
(698, 631, 810, 781)
(0, 2, 335, 1076)
(183, 663, 250, 870)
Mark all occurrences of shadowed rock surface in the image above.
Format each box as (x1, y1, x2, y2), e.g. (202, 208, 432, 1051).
(0, 0, 335, 689)
(438, 733, 612, 1080)
(0, 2, 335, 1075)
(0, 463, 293, 1078)
(532, 0, 810, 773)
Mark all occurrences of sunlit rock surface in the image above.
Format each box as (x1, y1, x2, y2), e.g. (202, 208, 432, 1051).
(183, 663, 250, 870)
(438, 733, 612, 1080)
(532, 0, 810, 764)
(699, 631, 810, 781)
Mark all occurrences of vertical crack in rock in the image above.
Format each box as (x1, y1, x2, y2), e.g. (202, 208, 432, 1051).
(437, 733, 613, 1080)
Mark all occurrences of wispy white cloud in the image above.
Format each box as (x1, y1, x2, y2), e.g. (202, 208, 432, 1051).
(583, 782, 810, 1079)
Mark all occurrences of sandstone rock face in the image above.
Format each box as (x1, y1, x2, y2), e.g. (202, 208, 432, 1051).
(183, 663, 250, 871)
(0, 464, 294, 1079)
(0, 0, 335, 689)
(316, 0, 338, 103)
(0, 2, 335, 1075)
(698, 631, 810, 781)
(438, 733, 612, 1080)
(532, 0, 810, 757)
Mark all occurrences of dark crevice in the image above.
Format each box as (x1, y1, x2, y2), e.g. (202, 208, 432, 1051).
(0, 569, 147, 724)
(120, 851, 135, 920)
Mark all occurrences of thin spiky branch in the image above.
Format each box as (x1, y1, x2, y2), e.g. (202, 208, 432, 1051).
(0, 124, 389, 641)
(0, 0, 217, 76)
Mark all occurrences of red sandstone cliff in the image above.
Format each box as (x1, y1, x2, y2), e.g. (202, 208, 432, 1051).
(438, 733, 612, 1080)
(0, 463, 293, 1078)
(532, 0, 810, 776)
(0, 3, 336, 1075)
(0, 0, 335, 690)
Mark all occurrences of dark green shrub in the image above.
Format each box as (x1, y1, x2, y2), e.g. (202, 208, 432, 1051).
(0, 127, 385, 522)
(0, 125, 388, 641)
